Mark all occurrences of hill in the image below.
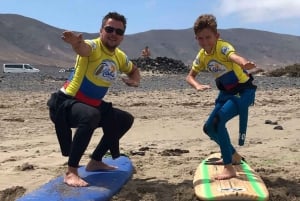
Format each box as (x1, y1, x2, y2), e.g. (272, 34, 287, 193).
(1, 14, 300, 70)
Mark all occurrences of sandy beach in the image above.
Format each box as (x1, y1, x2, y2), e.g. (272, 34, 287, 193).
(0, 72, 299, 201)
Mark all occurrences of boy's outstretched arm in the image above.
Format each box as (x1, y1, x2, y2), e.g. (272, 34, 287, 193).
(229, 53, 264, 74)
(229, 53, 257, 70)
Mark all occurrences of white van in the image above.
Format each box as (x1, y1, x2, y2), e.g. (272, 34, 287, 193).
(3, 63, 40, 73)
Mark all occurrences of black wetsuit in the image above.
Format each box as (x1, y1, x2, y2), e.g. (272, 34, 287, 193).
(47, 90, 134, 167)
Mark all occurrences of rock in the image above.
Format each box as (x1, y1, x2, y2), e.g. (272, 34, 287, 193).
(265, 120, 278, 125)
(15, 163, 35, 171)
(265, 120, 273, 124)
(131, 57, 189, 74)
(0, 186, 26, 201)
(274, 125, 283, 130)
(160, 148, 190, 156)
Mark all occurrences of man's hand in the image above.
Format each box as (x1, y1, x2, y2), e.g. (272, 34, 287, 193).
(122, 65, 140, 87)
(61, 31, 91, 57)
(121, 77, 139, 87)
(61, 31, 83, 46)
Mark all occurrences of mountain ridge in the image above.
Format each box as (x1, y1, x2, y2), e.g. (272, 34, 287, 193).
(1, 14, 300, 70)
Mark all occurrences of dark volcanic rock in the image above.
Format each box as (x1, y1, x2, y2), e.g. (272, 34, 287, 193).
(266, 63, 300, 77)
(131, 57, 189, 74)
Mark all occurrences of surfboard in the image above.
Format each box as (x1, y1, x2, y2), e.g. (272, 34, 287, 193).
(17, 155, 133, 201)
(193, 153, 269, 201)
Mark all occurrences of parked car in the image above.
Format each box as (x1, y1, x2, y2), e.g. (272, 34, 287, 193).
(59, 67, 75, 73)
(3, 63, 40, 73)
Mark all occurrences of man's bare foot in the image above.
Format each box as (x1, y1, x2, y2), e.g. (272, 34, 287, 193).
(64, 167, 89, 187)
(85, 159, 117, 171)
(215, 164, 236, 180)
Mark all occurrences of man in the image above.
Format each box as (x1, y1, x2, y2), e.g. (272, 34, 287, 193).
(47, 12, 140, 187)
(141, 46, 151, 58)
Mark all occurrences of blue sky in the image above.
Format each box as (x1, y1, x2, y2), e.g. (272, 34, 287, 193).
(1, 0, 300, 36)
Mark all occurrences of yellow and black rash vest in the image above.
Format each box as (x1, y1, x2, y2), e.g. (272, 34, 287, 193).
(62, 38, 133, 106)
(192, 39, 250, 91)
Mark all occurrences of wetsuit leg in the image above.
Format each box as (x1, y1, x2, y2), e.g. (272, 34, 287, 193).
(237, 88, 256, 135)
(91, 106, 134, 161)
(67, 102, 101, 167)
(203, 103, 222, 144)
(215, 99, 239, 164)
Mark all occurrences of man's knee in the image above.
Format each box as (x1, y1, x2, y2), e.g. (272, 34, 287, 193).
(127, 112, 134, 126)
(79, 108, 101, 129)
(120, 110, 134, 131)
(203, 123, 209, 134)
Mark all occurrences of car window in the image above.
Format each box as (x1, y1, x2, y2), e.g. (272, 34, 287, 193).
(24, 65, 33, 69)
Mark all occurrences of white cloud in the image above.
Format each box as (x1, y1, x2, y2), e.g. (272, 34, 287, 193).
(144, 0, 157, 9)
(217, 0, 300, 22)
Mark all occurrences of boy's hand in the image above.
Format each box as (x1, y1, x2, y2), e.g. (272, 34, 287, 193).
(243, 61, 256, 70)
(247, 67, 264, 75)
(195, 84, 211, 91)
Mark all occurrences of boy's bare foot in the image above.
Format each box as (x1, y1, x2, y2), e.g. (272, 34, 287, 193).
(64, 167, 89, 187)
(213, 152, 243, 165)
(215, 164, 237, 180)
(232, 152, 243, 164)
(213, 158, 224, 165)
(85, 159, 117, 171)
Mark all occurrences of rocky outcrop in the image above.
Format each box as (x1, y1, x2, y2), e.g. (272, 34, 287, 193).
(131, 57, 190, 74)
(265, 64, 300, 77)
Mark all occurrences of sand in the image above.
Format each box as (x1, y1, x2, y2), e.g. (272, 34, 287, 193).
(0, 72, 299, 201)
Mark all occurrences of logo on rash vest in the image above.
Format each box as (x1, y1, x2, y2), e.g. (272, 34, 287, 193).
(221, 46, 231, 55)
(207, 60, 226, 74)
(94, 60, 118, 82)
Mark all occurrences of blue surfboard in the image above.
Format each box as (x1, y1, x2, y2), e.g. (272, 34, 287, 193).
(17, 156, 133, 201)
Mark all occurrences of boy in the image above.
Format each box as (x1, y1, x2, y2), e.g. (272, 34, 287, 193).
(186, 14, 260, 180)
